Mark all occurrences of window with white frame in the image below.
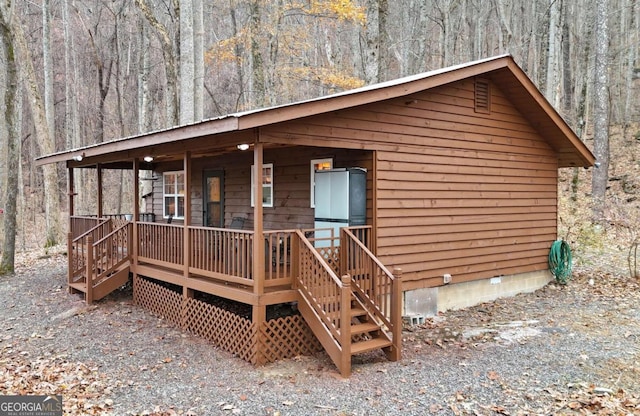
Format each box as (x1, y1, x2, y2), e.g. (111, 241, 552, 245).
(251, 163, 273, 207)
(310, 158, 333, 208)
(163, 171, 185, 219)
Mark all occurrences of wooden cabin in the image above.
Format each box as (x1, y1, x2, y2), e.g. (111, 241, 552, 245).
(36, 55, 595, 376)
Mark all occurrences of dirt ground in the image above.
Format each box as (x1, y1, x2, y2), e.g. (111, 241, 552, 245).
(1, 246, 639, 415)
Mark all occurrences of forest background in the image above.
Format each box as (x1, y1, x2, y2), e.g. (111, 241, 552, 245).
(0, 0, 638, 274)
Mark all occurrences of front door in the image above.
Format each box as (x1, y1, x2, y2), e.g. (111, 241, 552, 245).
(204, 170, 224, 227)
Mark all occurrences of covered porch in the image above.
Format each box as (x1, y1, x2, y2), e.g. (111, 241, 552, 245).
(63, 138, 402, 377)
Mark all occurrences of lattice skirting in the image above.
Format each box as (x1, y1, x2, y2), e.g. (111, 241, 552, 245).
(132, 275, 321, 365)
(133, 275, 183, 326)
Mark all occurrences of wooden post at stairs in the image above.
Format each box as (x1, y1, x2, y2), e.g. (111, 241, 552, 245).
(85, 235, 94, 304)
(390, 267, 403, 362)
(67, 232, 74, 294)
(340, 274, 352, 377)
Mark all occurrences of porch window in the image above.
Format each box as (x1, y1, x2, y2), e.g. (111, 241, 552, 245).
(251, 163, 273, 207)
(310, 158, 333, 208)
(163, 171, 185, 219)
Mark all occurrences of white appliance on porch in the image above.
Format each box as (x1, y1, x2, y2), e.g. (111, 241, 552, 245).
(314, 168, 367, 248)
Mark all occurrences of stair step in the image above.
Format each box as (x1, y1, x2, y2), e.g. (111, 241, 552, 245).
(350, 337, 392, 355)
(351, 306, 366, 318)
(350, 321, 380, 335)
(327, 306, 367, 321)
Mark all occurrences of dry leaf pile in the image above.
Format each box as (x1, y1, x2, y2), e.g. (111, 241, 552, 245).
(0, 347, 115, 414)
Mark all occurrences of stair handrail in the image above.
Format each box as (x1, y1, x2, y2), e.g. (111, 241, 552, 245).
(341, 228, 402, 360)
(294, 230, 350, 342)
(72, 218, 111, 244)
(69, 218, 112, 286)
(91, 222, 133, 284)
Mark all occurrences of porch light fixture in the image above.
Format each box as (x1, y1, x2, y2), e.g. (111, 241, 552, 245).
(72, 154, 83, 162)
(143, 156, 154, 162)
(237, 143, 250, 151)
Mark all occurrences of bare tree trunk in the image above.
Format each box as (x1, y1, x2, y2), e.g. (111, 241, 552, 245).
(545, 0, 561, 107)
(63, 0, 75, 150)
(0, 10, 19, 272)
(377, 0, 389, 81)
(138, 23, 152, 213)
(193, 0, 204, 120)
(16, 92, 24, 251)
(249, 0, 266, 107)
(229, 1, 246, 110)
(179, 0, 194, 124)
(591, 0, 610, 221)
(2, 2, 61, 247)
(135, 0, 179, 126)
(493, 0, 513, 53)
(138, 22, 150, 133)
(561, 0, 573, 121)
(408, 0, 429, 73)
(363, 0, 380, 83)
(43, 0, 55, 145)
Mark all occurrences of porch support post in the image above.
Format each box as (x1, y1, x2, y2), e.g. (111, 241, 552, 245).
(252, 139, 266, 365)
(67, 166, 75, 294)
(182, 151, 193, 328)
(253, 142, 264, 295)
(68, 166, 75, 219)
(97, 163, 103, 218)
(183, 151, 192, 285)
(132, 158, 140, 272)
(133, 158, 140, 224)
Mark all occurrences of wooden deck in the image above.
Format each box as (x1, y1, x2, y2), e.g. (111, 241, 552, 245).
(68, 216, 401, 376)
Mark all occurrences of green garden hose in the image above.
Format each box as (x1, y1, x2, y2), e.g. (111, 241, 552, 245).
(549, 240, 572, 284)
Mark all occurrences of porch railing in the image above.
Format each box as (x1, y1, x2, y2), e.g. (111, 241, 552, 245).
(340, 227, 401, 360)
(303, 228, 341, 275)
(294, 230, 351, 364)
(189, 226, 254, 286)
(137, 222, 184, 270)
(264, 230, 296, 287)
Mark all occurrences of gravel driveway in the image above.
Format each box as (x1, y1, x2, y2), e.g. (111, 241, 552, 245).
(1, 248, 639, 415)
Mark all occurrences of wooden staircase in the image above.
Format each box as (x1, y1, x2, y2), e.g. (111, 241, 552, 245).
(294, 229, 402, 377)
(347, 294, 393, 355)
(68, 262, 131, 304)
(68, 219, 133, 304)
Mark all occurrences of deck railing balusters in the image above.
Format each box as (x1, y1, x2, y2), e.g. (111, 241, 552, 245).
(341, 226, 401, 361)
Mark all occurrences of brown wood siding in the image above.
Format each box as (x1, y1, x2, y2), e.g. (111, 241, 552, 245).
(150, 148, 373, 231)
(261, 78, 558, 289)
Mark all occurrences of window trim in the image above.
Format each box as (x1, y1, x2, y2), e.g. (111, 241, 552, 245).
(251, 163, 274, 208)
(310, 158, 333, 208)
(163, 171, 186, 219)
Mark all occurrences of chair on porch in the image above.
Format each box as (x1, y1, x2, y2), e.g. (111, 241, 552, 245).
(229, 216, 246, 230)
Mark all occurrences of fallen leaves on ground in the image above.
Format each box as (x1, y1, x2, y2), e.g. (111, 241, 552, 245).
(0, 346, 114, 414)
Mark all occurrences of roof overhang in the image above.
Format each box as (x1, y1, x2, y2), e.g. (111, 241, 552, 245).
(36, 54, 594, 169)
